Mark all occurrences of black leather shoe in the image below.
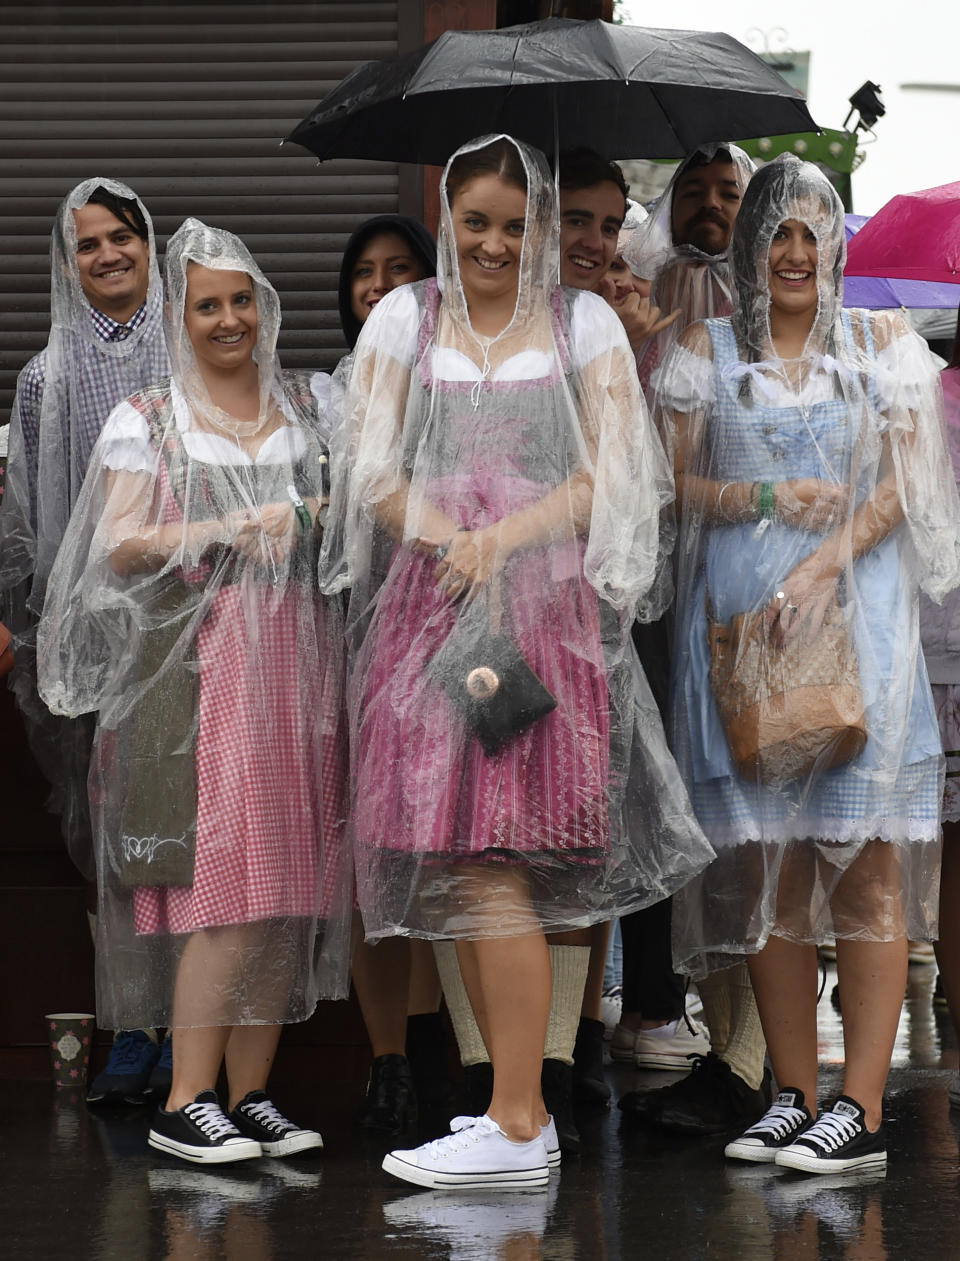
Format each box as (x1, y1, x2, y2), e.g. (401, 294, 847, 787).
(541, 1058, 581, 1154)
(627, 1053, 771, 1135)
(359, 1054, 416, 1132)
(572, 1017, 611, 1105)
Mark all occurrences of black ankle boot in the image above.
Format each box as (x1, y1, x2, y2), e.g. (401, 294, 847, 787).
(405, 1012, 456, 1110)
(541, 1058, 581, 1153)
(359, 1054, 416, 1132)
(572, 1016, 611, 1105)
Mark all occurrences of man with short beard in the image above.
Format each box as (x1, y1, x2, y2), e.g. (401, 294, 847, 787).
(627, 144, 755, 395)
(0, 179, 169, 1105)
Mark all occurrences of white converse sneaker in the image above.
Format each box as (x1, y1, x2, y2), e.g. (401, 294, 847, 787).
(382, 1114, 549, 1190)
(632, 1016, 710, 1070)
(609, 1023, 640, 1063)
(600, 986, 623, 1039)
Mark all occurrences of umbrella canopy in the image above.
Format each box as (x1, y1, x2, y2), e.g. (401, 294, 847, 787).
(286, 19, 818, 165)
(843, 213, 960, 309)
(845, 180, 960, 284)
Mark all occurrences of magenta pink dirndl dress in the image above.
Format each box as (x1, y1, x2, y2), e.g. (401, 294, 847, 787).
(351, 284, 611, 864)
(132, 442, 346, 936)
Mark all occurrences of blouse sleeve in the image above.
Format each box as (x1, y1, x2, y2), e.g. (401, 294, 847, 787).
(569, 289, 624, 370)
(97, 401, 156, 474)
(570, 293, 677, 619)
(356, 285, 420, 368)
(651, 342, 716, 412)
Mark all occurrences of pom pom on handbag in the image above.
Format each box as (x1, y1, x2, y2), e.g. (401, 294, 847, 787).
(428, 626, 557, 756)
(708, 596, 866, 785)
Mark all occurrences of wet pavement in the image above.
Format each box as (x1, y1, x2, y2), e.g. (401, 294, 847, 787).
(7, 962, 960, 1260)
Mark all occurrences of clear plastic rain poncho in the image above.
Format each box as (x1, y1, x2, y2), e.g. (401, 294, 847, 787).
(658, 154, 960, 977)
(321, 134, 714, 942)
(0, 179, 169, 875)
(37, 219, 350, 1028)
(623, 143, 755, 395)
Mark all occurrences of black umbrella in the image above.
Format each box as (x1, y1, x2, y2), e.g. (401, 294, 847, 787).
(286, 18, 818, 165)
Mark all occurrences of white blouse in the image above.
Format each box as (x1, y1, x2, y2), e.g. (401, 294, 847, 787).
(363, 283, 626, 378)
(99, 377, 329, 473)
(656, 331, 935, 415)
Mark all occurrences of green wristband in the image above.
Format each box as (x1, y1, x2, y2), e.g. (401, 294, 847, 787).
(287, 483, 312, 534)
(757, 482, 776, 520)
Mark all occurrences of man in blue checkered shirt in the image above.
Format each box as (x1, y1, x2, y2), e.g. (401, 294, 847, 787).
(0, 180, 170, 1105)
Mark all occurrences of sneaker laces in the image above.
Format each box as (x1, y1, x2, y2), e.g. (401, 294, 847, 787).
(238, 1097, 295, 1135)
(744, 1101, 807, 1139)
(417, 1115, 500, 1160)
(800, 1109, 861, 1153)
(184, 1098, 241, 1141)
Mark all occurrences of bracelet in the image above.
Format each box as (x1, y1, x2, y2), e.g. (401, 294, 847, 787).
(716, 482, 735, 522)
(287, 483, 312, 535)
(757, 482, 776, 520)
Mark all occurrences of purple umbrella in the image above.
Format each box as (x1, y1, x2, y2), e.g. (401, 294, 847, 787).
(843, 214, 960, 309)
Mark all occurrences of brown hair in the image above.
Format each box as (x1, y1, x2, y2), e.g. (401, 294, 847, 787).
(557, 148, 629, 201)
(445, 138, 528, 203)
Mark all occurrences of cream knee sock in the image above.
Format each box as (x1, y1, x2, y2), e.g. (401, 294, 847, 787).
(433, 941, 590, 1068)
(717, 962, 767, 1091)
(696, 968, 732, 1056)
(432, 941, 488, 1066)
(543, 945, 590, 1066)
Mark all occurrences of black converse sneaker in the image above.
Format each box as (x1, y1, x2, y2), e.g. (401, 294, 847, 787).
(230, 1091, 324, 1157)
(775, 1096, 886, 1174)
(148, 1090, 262, 1164)
(724, 1089, 813, 1163)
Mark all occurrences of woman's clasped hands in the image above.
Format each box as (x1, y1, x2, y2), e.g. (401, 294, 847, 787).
(227, 502, 299, 565)
(416, 528, 505, 602)
(773, 478, 850, 531)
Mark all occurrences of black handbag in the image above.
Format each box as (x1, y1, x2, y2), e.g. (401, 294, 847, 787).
(428, 583, 557, 756)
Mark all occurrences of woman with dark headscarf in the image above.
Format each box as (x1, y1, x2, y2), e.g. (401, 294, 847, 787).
(660, 154, 960, 1173)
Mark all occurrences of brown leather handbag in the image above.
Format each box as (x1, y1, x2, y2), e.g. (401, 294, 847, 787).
(708, 597, 867, 785)
(0, 622, 13, 679)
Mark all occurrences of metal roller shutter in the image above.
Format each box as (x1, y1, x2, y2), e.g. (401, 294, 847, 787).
(0, 0, 419, 423)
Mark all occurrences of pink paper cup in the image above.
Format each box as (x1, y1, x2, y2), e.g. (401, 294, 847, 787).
(44, 1013, 95, 1089)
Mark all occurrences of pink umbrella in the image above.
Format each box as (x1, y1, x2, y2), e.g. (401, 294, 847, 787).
(845, 180, 960, 283)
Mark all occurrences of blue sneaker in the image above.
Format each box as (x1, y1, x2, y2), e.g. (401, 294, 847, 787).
(147, 1032, 174, 1104)
(87, 1030, 160, 1105)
